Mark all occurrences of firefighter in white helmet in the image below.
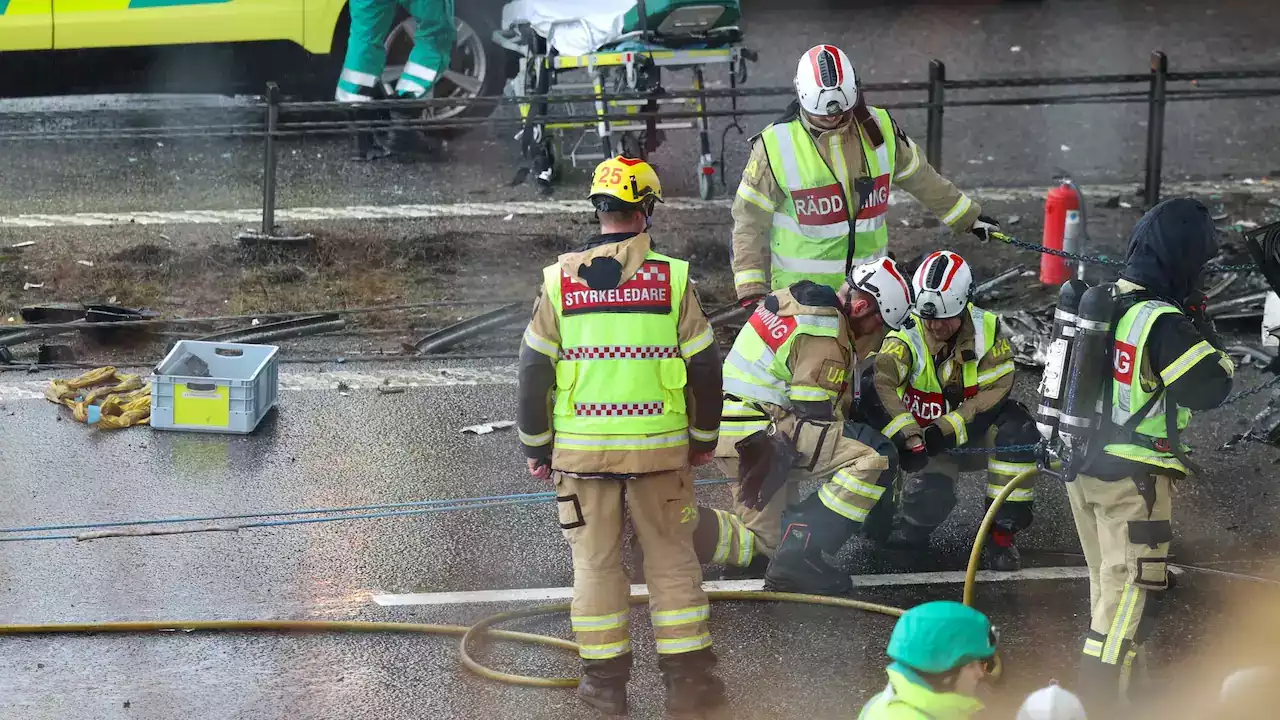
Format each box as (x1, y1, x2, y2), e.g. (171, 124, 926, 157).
(867, 251, 1041, 571)
(730, 44, 999, 304)
(668, 258, 915, 595)
(517, 156, 727, 719)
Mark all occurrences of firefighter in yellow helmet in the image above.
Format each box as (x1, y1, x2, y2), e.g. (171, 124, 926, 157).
(517, 156, 727, 719)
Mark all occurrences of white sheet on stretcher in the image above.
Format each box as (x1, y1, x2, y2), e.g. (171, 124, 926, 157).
(501, 0, 638, 57)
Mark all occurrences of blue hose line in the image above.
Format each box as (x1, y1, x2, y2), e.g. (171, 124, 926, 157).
(0, 497, 553, 544)
(0, 478, 735, 541)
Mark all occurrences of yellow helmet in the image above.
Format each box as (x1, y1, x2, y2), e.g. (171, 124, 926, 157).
(589, 156, 663, 212)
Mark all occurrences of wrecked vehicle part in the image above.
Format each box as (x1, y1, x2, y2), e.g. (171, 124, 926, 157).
(198, 314, 346, 344)
(408, 303, 528, 355)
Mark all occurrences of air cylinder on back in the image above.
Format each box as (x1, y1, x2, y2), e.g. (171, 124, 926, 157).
(1058, 284, 1116, 459)
(1036, 279, 1089, 441)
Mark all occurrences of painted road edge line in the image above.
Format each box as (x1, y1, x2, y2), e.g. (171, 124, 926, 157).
(2, 181, 1276, 229)
(0, 366, 517, 401)
(372, 567, 1091, 606)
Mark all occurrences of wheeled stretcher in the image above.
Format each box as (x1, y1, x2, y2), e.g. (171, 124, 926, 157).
(493, 0, 754, 198)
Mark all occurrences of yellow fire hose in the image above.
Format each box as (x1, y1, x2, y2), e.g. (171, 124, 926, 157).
(0, 470, 1036, 689)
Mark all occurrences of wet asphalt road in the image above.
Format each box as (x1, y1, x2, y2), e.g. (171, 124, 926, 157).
(3, 1, 1280, 716)
(2, 364, 1279, 719)
(1, 0, 1279, 216)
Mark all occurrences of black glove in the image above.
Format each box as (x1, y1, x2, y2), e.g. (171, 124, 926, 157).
(900, 443, 929, 473)
(1185, 293, 1227, 351)
(922, 423, 951, 455)
(970, 214, 1001, 243)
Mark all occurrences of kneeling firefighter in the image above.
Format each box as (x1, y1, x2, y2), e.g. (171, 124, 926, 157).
(517, 157, 727, 719)
(683, 259, 914, 595)
(868, 250, 1041, 571)
(1048, 199, 1234, 712)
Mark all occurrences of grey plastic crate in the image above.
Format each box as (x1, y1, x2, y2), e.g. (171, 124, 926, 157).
(150, 340, 279, 434)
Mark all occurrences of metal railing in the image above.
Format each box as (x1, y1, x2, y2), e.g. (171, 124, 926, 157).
(1, 51, 1278, 239)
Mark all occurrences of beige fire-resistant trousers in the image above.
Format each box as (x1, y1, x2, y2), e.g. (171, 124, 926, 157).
(1067, 470, 1173, 692)
(554, 467, 711, 660)
(708, 415, 889, 563)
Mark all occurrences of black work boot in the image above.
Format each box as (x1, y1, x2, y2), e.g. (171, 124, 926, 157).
(382, 107, 442, 160)
(883, 522, 932, 550)
(763, 495, 856, 595)
(981, 529, 1022, 572)
(578, 654, 632, 716)
(659, 648, 726, 720)
(348, 109, 385, 161)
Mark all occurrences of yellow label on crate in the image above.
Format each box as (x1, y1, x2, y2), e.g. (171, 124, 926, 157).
(174, 383, 230, 428)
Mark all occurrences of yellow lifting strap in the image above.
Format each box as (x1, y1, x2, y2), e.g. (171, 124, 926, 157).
(44, 366, 152, 429)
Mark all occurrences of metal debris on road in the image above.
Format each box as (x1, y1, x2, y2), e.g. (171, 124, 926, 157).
(76, 260, 94, 267)
(198, 313, 345, 344)
(974, 266, 1025, 301)
(22, 282, 43, 290)
(1000, 309, 1054, 367)
(406, 303, 527, 355)
(460, 420, 516, 435)
(10, 241, 35, 249)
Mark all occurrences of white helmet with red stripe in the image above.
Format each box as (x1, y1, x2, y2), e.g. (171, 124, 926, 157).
(912, 251, 973, 319)
(849, 257, 913, 330)
(795, 45, 859, 117)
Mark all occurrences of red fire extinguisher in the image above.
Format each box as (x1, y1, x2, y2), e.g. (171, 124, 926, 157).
(1042, 183, 1083, 285)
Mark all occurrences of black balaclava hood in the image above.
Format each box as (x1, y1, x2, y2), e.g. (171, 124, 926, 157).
(1120, 198, 1218, 302)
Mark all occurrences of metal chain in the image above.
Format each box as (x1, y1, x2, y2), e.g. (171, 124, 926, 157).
(945, 443, 1042, 455)
(990, 232, 1257, 274)
(1221, 373, 1280, 406)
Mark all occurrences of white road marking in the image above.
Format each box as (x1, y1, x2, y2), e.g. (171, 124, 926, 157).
(0, 181, 1273, 229)
(0, 366, 517, 402)
(372, 566, 1091, 607)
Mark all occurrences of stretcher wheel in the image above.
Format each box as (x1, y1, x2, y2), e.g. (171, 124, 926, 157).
(698, 169, 715, 201)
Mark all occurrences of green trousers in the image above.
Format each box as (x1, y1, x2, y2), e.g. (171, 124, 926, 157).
(336, 0, 455, 101)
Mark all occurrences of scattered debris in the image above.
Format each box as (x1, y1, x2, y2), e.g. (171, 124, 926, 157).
(1212, 211, 1231, 222)
(1103, 196, 1121, 209)
(10, 241, 35, 249)
(198, 314, 344, 344)
(23, 282, 43, 290)
(1060, 145, 1070, 152)
(1010, 45, 1022, 52)
(1006, 215, 1022, 226)
(1120, 201, 1134, 209)
(37, 344, 76, 363)
(20, 303, 83, 324)
(460, 420, 516, 435)
(503, 213, 515, 221)
(76, 260, 94, 268)
(999, 309, 1054, 367)
(406, 303, 527, 355)
(377, 386, 407, 395)
(974, 266, 1025, 301)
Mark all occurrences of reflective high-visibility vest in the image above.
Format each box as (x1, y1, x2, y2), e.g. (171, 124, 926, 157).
(543, 251, 691, 450)
(1104, 300, 1215, 474)
(880, 305, 1006, 445)
(720, 298, 844, 440)
(760, 108, 897, 292)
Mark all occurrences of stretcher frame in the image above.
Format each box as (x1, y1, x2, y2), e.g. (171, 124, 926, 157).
(494, 23, 752, 199)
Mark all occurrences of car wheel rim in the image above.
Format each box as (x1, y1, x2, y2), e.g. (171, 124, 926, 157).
(382, 15, 488, 121)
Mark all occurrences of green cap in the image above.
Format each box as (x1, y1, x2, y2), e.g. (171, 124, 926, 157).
(887, 601, 997, 674)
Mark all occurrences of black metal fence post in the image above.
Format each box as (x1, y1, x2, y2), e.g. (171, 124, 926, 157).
(926, 59, 946, 172)
(262, 82, 280, 235)
(1144, 52, 1168, 209)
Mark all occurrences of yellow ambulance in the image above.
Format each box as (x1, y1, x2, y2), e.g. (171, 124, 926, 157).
(0, 0, 503, 118)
